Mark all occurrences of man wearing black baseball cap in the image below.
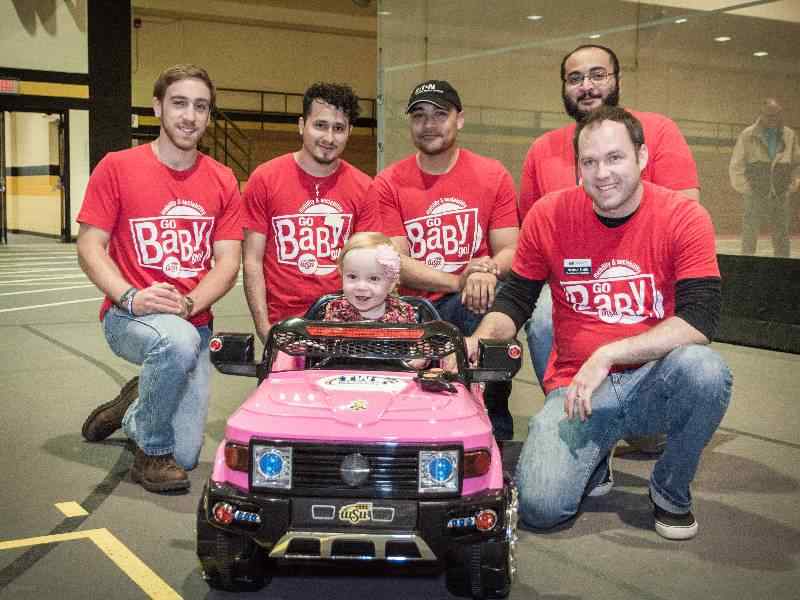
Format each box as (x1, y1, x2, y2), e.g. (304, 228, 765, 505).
(406, 80, 463, 113)
(369, 79, 520, 441)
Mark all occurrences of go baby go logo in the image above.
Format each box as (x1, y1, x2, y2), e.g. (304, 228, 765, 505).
(130, 199, 214, 279)
(404, 197, 482, 272)
(559, 258, 665, 325)
(271, 198, 353, 276)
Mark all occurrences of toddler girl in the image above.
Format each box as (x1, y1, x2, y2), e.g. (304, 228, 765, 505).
(323, 232, 416, 323)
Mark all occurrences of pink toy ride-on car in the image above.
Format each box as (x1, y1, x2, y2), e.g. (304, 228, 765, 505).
(197, 295, 522, 599)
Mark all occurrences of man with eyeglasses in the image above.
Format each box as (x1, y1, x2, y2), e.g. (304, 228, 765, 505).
(519, 44, 700, 457)
(242, 82, 379, 344)
(368, 80, 520, 441)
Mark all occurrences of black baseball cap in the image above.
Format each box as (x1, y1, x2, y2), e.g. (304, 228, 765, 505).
(406, 80, 462, 113)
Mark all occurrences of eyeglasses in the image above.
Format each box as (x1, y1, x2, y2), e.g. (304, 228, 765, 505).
(564, 69, 615, 87)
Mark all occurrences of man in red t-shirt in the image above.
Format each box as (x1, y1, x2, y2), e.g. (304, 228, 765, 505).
(368, 80, 519, 440)
(467, 107, 731, 540)
(78, 65, 243, 493)
(243, 82, 379, 343)
(521, 44, 700, 455)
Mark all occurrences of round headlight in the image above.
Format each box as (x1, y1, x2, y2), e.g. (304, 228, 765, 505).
(428, 456, 455, 483)
(258, 450, 284, 479)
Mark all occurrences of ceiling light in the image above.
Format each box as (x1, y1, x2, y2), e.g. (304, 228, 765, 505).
(526, 15, 543, 21)
(674, 18, 688, 24)
(378, 10, 391, 16)
(753, 51, 769, 57)
(714, 36, 732, 42)
(589, 33, 601, 39)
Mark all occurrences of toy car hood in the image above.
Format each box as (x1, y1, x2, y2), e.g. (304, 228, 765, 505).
(224, 369, 486, 442)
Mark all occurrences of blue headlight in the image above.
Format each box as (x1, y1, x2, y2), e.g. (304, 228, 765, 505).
(258, 450, 284, 479)
(428, 456, 454, 483)
(252, 445, 292, 489)
(419, 450, 459, 493)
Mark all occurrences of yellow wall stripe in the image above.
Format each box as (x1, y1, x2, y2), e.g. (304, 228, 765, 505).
(6, 175, 60, 197)
(18, 81, 89, 99)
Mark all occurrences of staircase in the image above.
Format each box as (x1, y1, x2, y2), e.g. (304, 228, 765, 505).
(203, 108, 253, 184)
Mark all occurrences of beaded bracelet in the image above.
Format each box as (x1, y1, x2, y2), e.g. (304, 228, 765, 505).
(118, 287, 139, 316)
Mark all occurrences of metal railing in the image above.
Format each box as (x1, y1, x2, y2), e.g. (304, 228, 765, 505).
(205, 108, 253, 182)
(215, 87, 377, 131)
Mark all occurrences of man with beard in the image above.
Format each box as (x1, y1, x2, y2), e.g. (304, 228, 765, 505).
(466, 106, 731, 539)
(369, 80, 519, 440)
(243, 82, 379, 343)
(78, 65, 243, 493)
(520, 44, 700, 455)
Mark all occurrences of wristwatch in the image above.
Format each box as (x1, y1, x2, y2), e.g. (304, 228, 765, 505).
(183, 295, 195, 318)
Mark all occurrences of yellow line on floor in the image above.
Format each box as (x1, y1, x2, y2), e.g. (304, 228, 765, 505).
(0, 528, 182, 599)
(89, 528, 183, 599)
(54, 501, 88, 517)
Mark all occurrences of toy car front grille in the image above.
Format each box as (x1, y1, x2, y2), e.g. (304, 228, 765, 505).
(272, 330, 456, 360)
(267, 442, 461, 499)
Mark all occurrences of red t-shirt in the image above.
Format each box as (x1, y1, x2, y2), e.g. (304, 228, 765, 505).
(513, 181, 719, 392)
(77, 144, 243, 327)
(370, 149, 518, 301)
(243, 154, 377, 322)
(519, 110, 699, 220)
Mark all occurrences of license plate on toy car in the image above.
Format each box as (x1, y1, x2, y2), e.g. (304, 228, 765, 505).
(292, 498, 417, 529)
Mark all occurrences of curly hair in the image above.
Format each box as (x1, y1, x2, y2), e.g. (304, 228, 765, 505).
(303, 82, 361, 124)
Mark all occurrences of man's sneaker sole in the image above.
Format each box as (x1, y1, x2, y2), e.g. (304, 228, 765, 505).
(130, 464, 190, 493)
(81, 377, 139, 442)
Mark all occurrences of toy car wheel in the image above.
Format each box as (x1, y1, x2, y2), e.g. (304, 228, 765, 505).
(445, 480, 517, 599)
(445, 540, 512, 599)
(196, 500, 269, 592)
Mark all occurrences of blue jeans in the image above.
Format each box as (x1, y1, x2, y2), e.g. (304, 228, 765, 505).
(433, 292, 482, 335)
(102, 307, 212, 470)
(524, 284, 553, 388)
(434, 293, 514, 440)
(515, 345, 732, 529)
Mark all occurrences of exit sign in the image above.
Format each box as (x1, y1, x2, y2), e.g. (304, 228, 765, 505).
(0, 79, 20, 94)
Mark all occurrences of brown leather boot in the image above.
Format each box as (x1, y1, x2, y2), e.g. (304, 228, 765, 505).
(82, 376, 139, 442)
(130, 446, 190, 493)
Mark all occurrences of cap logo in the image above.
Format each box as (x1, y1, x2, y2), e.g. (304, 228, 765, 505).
(414, 83, 438, 95)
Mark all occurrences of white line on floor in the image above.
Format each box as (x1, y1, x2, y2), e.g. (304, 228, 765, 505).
(0, 284, 96, 297)
(0, 297, 102, 313)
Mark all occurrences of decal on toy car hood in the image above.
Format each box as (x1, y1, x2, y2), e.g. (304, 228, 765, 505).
(347, 399, 368, 411)
(317, 374, 409, 393)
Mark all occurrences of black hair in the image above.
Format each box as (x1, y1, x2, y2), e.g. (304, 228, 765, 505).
(302, 82, 361, 124)
(560, 44, 620, 81)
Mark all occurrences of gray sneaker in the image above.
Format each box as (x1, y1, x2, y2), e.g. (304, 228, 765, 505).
(587, 448, 615, 497)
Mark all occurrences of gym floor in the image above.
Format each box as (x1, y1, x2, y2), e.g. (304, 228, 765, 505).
(1, 235, 798, 600)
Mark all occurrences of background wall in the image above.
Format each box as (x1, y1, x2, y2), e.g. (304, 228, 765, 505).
(0, 0, 88, 74)
(131, 0, 377, 106)
(378, 0, 800, 248)
(3, 112, 61, 235)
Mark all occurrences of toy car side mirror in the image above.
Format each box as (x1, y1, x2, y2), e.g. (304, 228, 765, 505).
(467, 339, 523, 382)
(209, 333, 258, 377)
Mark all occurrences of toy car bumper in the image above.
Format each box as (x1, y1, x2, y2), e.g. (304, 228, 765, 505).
(199, 478, 516, 565)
